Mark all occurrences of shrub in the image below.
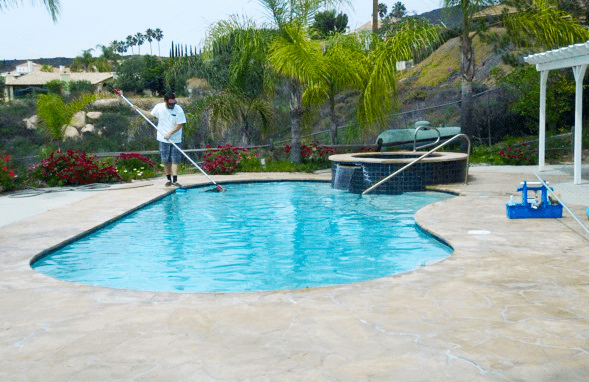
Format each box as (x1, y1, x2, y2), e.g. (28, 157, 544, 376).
(115, 152, 157, 181)
(0, 154, 16, 192)
(30, 150, 121, 186)
(282, 143, 338, 162)
(202, 144, 258, 175)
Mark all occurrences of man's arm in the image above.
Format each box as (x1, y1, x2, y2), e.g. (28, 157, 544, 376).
(164, 123, 185, 140)
(131, 105, 154, 118)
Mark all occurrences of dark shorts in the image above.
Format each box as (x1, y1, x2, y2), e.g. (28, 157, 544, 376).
(159, 141, 183, 164)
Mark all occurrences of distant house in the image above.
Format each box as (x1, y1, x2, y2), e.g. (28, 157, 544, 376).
(16, 60, 43, 75)
(3, 71, 115, 101)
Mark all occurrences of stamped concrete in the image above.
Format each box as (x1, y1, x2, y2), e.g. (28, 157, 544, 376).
(1, 168, 588, 381)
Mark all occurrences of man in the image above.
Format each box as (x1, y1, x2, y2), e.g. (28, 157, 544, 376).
(132, 92, 186, 187)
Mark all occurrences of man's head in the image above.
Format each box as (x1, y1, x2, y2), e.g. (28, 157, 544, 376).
(164, 92, 176, 109)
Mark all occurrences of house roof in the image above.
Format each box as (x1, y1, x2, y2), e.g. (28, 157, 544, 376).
(5, 72, 114, 86)
(523, 41, 589, 70)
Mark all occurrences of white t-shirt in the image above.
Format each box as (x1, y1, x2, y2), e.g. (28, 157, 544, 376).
(150, 103, 187, 144)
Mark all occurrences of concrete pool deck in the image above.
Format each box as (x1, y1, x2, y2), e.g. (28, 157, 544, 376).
(1, 166, 588, 381)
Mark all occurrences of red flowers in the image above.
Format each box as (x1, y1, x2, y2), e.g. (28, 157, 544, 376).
(202, 144, 257, 175)
(282, 143, 338, 160)
(31, 150, 121, 186)
(0, 155, 16, 192)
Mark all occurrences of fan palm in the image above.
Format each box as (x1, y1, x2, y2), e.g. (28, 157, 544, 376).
(154, 28, 164, 56)
(0, 0, 60, 21)
(135, 32, 145, 55)
(126, 35, 135, 55)
(146, 29, 154, 55)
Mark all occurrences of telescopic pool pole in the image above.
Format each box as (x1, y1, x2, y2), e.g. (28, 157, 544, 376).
(113, 89, 224, 192)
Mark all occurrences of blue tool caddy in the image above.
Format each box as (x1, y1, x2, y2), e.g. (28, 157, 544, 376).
(506, 181, 563, 219)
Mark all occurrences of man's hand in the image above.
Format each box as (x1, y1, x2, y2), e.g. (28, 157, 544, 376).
(164, 132, 172, 140)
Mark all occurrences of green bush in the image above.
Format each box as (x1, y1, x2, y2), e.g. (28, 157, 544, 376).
(69, 80, 95, 95)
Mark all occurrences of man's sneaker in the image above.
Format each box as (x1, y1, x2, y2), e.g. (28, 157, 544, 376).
(172, 182, 182, 188)
(165, 181, 172, 187)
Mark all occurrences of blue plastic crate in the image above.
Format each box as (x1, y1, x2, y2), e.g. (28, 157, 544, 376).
(506, 203, 563, 219)
(506, 181, 563, 219)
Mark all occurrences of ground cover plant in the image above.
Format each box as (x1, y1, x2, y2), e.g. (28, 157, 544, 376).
(115, 152, 157, 182)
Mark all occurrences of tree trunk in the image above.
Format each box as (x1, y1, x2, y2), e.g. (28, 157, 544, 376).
(460, 30, 476, 140)
(289, 80, 302, 163)
(460, 79, 475, 139)
(372, 0, 379, 34)
(329, 93, 337, 145)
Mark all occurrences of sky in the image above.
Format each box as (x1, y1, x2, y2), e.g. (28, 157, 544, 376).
(0, 0, 442, 61)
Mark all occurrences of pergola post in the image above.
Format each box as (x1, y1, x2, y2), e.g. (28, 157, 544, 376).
(572, 64, 587, 184)
(538, 70, 549, 171)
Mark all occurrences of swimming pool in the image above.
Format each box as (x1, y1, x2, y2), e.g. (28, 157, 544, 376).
(32, 182, 453, 293)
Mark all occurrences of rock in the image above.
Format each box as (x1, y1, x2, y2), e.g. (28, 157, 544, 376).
(63, 125, 80, 140)
(86, 111, 102, 120)
(70, 111, 86, 128)
(23, 115, 38, 130)
(81, 124, 95, 134)
(93, 98, 120, 107)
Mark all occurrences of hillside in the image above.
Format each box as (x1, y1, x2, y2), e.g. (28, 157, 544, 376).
(0, 58, 74, 73)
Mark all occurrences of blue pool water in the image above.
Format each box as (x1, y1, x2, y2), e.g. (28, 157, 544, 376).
(32, 182, 453, 293)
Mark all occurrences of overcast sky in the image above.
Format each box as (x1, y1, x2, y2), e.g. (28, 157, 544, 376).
(1, 0, 441, 60)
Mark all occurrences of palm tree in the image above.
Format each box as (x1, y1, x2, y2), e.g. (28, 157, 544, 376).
(78, 48, 94, 72)
(135, 32, 145, 55)
(146, 28, 154, 55)
(443, 0, 589, 140)
(301, 33, 367, 144)
(154, 28, 164, 56)
(0, 0, 60, 21)
(126, 35, 135, 55)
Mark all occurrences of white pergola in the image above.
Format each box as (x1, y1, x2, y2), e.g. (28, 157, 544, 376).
(524, 41, 589, 184)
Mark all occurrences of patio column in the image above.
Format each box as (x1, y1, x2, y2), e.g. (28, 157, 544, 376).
(572, 64, 587, 184)
(538, 70, 549, 171)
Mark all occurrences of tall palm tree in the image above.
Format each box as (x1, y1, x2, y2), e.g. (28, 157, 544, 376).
(135, 32, 145, 55)
(0, 0, 60, 21)
(126, 35, 135, 55)
(261, 0, 352, 162)
(154, 28, 164, 56)
(301, 33, 367, 144)
(145, 28, 154, 55)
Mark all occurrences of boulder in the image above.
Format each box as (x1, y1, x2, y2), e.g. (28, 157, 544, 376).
(63, 125, 80, 140)
(23, 115, 38, 130)
(70, 111, 86, 128)
(86, 111, 102, 120)
(81, 124, 95, 134)
(93, 98, 120, 107)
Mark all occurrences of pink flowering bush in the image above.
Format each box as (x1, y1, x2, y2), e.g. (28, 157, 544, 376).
(30, 150, 121, 186)
(0, 154, 17, 192)
(202, 144, 259, 175)
(498, 143, 537, 165)
(282, 143, 338, 161)
(115, 152, 157, 182)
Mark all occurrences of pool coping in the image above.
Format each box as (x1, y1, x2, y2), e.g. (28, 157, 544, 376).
(1, 169, 589, 380)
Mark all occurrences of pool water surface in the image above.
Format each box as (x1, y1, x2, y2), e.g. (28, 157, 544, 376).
(32, 182, 453, 293)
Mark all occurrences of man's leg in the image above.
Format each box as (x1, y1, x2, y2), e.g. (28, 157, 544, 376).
(160, 141, 173, 187)
(171, 144, 183, 187)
